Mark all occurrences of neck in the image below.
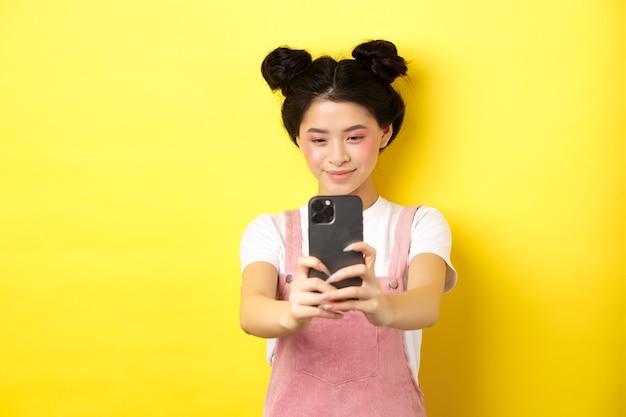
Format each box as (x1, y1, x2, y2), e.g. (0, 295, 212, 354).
(317, 177, 379, 210)
(356, 181, 379, 209)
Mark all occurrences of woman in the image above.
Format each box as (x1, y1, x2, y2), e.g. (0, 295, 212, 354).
(240, 39, 456, 417)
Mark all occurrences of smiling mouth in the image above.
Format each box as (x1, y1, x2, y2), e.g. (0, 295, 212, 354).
(326, 170, 355, 182)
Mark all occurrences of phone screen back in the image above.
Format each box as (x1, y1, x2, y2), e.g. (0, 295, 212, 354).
(308, 195, 363, 288)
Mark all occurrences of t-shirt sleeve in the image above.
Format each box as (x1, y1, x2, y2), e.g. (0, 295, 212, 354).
(409, 207, 457, 292)
(239, 214, 284, 275)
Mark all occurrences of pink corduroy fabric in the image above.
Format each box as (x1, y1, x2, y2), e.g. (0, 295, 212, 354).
(264, 205, 426, 417)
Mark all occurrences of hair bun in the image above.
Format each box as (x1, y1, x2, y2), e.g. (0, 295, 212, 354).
(352, 40, 407, 83)
(261, 47, 312, 95)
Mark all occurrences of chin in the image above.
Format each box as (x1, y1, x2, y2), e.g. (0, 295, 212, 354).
(323, 186, 358, 196)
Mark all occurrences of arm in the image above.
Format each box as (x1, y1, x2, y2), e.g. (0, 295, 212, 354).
(239, 259, 347, 338)
(377, 253, 446, 329)
(318, 244, 447, 330)
(239, 261, 289, 338)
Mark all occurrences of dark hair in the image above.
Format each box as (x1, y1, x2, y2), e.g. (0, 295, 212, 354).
(261, 40, 408, 148)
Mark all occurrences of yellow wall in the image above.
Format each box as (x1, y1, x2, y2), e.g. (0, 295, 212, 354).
(0, 1, 623, 416)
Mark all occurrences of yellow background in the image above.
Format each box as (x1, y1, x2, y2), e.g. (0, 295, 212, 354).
(1, 1, 624, 416)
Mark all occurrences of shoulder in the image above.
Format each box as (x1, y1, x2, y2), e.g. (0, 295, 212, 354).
(407, 205, 452, 247)
(407, 205, 457, 292)
(239, 206, 308, 270)
(239, 212, 288, 273)
(414, 206, 451, 228)
(242, 212, 285, 239)
(373, 197, 450, 229)
(241, 204, 308, 239)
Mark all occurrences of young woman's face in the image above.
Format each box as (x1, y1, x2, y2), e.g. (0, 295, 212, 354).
(296, 100, 392, 208)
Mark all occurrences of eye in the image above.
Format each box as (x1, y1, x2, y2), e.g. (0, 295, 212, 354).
(347, 135, 365, 142)
(310, 138, 327, 145)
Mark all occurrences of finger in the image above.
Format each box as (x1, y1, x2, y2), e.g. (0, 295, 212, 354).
(296, 256, 331, 278)
(292, 276, 340, 296)
(320, 299, 373, 314)
(290, 286, 335, 306)
(292, 304, 350, 321)
(319, 295, 380, 314)
(325, 264, 370, 285)
(344, 242, 376, 268)
(319, 300, 359, 313)
(319, 285, 369, 302)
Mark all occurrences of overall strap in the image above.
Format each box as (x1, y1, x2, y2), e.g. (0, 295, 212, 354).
(283, 209, 302, 272)
(388, 206, 421, 280)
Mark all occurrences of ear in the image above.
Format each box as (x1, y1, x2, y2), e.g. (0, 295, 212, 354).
(380, 125, 393, 149)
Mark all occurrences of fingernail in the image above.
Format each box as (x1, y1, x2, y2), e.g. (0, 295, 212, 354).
(343, 243, 356, 252)
(325, 274, 336, 284)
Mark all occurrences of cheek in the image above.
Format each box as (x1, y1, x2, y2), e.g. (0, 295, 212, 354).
(354, 142, 380, 165)
(300, 144, 322, 167)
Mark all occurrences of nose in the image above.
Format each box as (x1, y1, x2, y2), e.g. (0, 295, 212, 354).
(328, 139, 349, 166)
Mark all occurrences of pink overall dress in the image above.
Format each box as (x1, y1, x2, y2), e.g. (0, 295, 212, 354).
(264, 206, 426, 417)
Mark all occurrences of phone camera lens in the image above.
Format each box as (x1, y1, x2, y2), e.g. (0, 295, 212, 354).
(311, 200, 324, 211)
(310, 198, 335, 223)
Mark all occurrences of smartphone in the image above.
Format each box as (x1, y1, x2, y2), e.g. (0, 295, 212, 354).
(308, 195, 364, 288)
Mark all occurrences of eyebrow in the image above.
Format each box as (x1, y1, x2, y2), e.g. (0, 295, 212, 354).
(306, 124, 368, 134)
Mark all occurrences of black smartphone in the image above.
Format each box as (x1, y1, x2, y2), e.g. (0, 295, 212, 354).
(308, 195, 364, 288)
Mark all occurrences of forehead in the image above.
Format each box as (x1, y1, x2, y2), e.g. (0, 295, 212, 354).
(300, 100, 376, 129)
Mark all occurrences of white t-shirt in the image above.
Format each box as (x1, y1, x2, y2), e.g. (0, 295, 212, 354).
(240, 196, 457, 381)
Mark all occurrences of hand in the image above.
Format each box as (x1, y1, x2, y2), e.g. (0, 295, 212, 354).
(318, 242, 395, 327)
(280, 256, 350, 332)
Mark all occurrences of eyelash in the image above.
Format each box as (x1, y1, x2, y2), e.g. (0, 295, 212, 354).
(309, 135, 365, 144)
(347, 135, 364, 141)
